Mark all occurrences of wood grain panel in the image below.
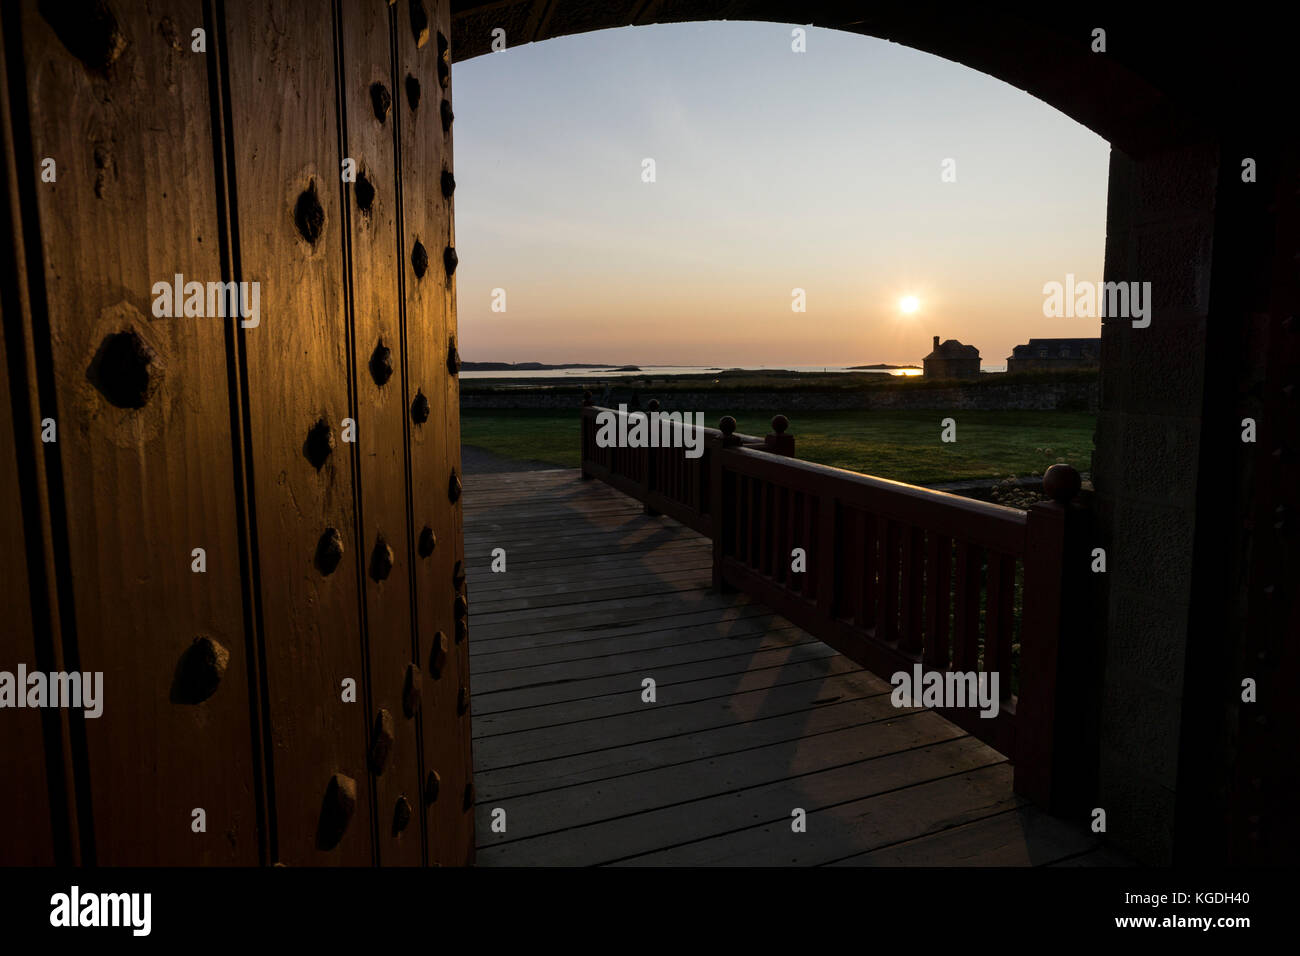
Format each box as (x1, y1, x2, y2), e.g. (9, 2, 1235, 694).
(223, 0, 371, 866)
(0, 4, 62, 866)
(13, 0, 258, 864)
(338, 0, 423, 866)
(395, 0, 473, 865)
(0, 215, 53, 867)
(441, 0, 477, 867)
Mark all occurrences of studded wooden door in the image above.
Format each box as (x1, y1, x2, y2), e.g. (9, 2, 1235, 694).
(0, 0, 473, 866)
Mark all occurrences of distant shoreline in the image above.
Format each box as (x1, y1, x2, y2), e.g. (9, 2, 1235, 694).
(461, 361, 617, 371)
(463, 361, 923, 371)
(457, 361, 925, 374)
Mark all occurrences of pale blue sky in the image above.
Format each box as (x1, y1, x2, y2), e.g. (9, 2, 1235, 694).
(452, 21, 1109, 367)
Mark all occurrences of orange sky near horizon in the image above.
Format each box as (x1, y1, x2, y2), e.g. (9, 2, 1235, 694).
(451, 22, 1109, 368)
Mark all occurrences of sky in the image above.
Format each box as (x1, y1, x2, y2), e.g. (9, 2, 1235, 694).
(451, 21, 1109, 368)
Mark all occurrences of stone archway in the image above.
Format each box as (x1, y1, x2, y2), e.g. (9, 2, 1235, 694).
(449, 2, 1299, 864)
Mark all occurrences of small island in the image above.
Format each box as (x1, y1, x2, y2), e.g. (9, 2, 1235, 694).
(847, 363, 923, 370)
(460, 361, 616, 372)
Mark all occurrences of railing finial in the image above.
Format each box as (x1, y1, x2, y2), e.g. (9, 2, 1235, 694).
(1042, 463, 1081, 503)
(765, 414, 795, 456)
(719, 415, 740, 447)
(648, 399, 660, 412)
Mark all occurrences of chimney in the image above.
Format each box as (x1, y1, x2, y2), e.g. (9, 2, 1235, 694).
(932, 335, 940, 351)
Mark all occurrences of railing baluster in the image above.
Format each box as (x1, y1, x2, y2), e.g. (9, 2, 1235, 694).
(984, 552, 1015, 692)
(794, 490, 808, 597)
(953, 541, 983, 671)
(901, 525, 925, 654)
(815, 494, 836, 619)
(774, 484, 787, 584)
(700, 442, 710, 522)
(747, 477, 758, 570)
(709, 431, 727, 591)
(880, 519, 900, 644)
(857, 512, 868, 632)
(805, 495, 817, 602)
(769, 486, 780, 582)
(740, 475, 750, 565)
(752, 479, 760, 573)
(850, 509, 866, 627)
(865, 510, 882, 629)
(767, 482, 778, 578)
(925, 532, 952, 670)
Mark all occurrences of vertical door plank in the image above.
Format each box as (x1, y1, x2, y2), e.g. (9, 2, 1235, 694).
(0, 273, 54, 866)
(0, 6, 60, 865)
(223, 0, 371, 866)
(437, 0, 476, 867)
(396, 0, 473, 865)
(15, 0, 258, 864)
(338, 0, 423, 867)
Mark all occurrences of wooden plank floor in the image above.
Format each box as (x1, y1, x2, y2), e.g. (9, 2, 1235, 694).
(464, 469, 1125, 866)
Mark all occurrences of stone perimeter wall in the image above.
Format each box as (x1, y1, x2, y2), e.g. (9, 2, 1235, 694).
(461, 381, 1098, 413)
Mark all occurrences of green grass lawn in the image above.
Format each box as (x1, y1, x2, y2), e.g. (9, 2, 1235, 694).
(461, 408, 1095, 485)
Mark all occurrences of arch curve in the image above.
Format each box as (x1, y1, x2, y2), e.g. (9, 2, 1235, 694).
(450, 2, 1273, 156)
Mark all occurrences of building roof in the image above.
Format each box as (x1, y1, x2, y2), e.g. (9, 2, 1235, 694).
(1009, 337, 1100, 358)
(925, 338, 980, 359)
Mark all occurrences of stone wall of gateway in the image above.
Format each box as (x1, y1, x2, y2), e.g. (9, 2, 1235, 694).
(461, 380, 1099, 413)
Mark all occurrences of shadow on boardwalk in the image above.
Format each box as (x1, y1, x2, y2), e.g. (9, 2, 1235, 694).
(464, 469, 1127, 866)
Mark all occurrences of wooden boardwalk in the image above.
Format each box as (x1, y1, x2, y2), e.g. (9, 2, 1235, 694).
(464, 469, 1124, 866)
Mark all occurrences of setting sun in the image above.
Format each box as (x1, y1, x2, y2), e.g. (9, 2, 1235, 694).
(899, 295, 920, 314)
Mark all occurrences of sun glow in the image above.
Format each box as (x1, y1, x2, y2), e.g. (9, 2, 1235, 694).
(899, 295, 920, 314)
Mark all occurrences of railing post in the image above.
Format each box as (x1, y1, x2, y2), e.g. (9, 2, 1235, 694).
(815, 491, 837, 623)
(580, 391, 594, 479)
(643, 399, 660, 515)
(1015, 464, 1088, 813)
(710, 416, 740, 592)
(765, 414, 795, 457)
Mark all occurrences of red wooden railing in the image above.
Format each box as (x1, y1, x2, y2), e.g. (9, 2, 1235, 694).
(579, 400, 1087, 810)
(580, 400, 791, 534)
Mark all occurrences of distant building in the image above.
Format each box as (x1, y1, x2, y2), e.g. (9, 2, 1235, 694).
(1006, 337, 1100, 372)
(923, 335, 981, 379)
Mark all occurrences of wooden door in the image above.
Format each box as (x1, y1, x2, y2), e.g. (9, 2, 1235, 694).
(0, 0, 472, 866)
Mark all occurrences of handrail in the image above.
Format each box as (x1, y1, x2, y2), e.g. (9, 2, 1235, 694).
(578, 398, 1088, 813)
(720, 443, 1027, 553)
(580, 402, 769, 445)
